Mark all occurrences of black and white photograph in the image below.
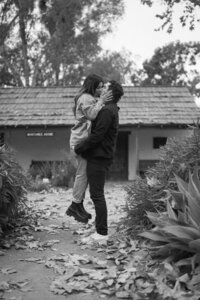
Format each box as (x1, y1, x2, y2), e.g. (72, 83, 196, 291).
(0, 0, 200, 299)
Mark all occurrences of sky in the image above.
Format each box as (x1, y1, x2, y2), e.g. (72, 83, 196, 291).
(101, 0, 200, 67)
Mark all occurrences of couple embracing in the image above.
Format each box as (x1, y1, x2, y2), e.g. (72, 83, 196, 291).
(66, 74, 124, 245)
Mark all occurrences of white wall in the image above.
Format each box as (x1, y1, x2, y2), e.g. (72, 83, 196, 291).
(138, 128, 192, 160)
(5, 127, 71, 171)
(128, 127, 193, 180)
(1, 125, 194, 180)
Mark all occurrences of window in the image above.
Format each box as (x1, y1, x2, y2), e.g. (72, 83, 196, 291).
(153, 137, 167, 149)
(29, 161, 63, 179)
(0, 133, 4, 147)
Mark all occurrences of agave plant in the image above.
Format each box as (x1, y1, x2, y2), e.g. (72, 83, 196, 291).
(140, 167, 200, 258)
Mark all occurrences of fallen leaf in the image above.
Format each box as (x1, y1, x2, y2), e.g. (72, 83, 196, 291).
(61, 266, 82, 281)
(0, 281, 10, 290)
(106, 279, 114, 286)
(42, 240, 60, 248)
(15, 244, 28, 250)
(20, 286, 33, 292)
(116, 291, 130, 298)
(10, 279, 30, 289)
(19, 257, 45, 264)
(1, 268, 17, 275)
(1, 242, 11, 249)
(100, 288, 114, 295)
(26, 241, 40, 249)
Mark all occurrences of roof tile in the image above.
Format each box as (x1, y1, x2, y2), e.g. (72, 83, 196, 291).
(0, 86, 199, 127)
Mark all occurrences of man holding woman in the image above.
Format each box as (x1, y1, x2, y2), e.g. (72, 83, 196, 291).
(66, 74, 124, 244)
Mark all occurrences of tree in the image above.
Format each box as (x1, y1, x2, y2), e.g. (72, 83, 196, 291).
(0, 0, 125, 86)
(131, 41, 200, 95)
(85, 50, 134, 84)
(140, 0, 200, 32)
(38, 0, 125, 85)
(0, 0, 37, 86)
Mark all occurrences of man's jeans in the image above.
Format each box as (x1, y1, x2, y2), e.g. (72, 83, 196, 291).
(87, 160, 109, 235)
(73, 155, 88, 203)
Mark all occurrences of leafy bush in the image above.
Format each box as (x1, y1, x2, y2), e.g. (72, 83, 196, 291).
(123, 129, 200, 236)
(28, 151, 77, 189)
(0, 146, 28, 232)
(28, 177, 50, 192)
(51, 152, 77, 187)
(124, 177, 166, 234)
(28, 161, 52, 180)
(140, 168, 200, 264)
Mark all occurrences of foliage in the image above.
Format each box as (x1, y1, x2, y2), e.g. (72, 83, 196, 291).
(0, 0, 36, 86)
(86, 50, 134, 84)
(28, 178, 50, 192)
(140, 168, 200, 264)
(28, 152, 77, 189)
(28, 161, 53, 180)
(0, 0, 126, 86)
(1, 181, 200, 299)
(124, 177, 166, 235)
(131, 41, 200, 96)
(50, 154, 76, 188)
(140, 0, 200, 32)
(124, 128, 200, 236)
(0, 145, 28, 232)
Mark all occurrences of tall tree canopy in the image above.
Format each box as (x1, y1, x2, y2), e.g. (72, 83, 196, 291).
(0, 0, 126, 86)
(131, 41, 200, 95)
(0, 0, 36, 86)
(140, 0, 200, 32)
(85, 50, 134, 84)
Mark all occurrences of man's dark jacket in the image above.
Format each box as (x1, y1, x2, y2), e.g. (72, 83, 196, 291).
(74, 101, 119, 166)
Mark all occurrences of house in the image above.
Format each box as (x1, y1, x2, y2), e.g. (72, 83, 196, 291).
(0, 86, 199, 180)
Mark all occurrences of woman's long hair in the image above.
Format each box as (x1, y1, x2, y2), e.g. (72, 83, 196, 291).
(73, 74, 103, 116)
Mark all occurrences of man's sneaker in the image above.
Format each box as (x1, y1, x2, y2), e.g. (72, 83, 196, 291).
(81, 232, 108, 245)
(80, 201, 92, 219)
(66, 203, 88, 224)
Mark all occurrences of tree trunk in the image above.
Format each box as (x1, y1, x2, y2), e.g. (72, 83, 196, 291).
(0, 46, 24, 86)
(32, 54, 43, 87)
(16, 0, 30, 87)
(0, 14, 18, 46)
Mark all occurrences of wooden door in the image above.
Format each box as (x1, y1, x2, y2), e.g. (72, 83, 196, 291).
(108, 131, 129, 180)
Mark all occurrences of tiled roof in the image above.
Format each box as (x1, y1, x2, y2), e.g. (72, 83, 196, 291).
(0, 86, 199, 127)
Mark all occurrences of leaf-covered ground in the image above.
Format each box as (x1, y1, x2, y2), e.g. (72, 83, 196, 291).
(0, 182, 200, 300)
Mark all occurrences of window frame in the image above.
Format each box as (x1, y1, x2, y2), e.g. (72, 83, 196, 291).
(153, 136, 167, 149)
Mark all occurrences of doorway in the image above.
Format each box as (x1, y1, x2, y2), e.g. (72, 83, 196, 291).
(108, 131, 129, 180)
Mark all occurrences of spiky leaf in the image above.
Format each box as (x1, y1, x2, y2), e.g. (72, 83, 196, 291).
(146, 211, 172, 227)
(188, 170, 200, 204)
(186, 192, 200, 226)
(166, 200, 177, 221)
(139, 231, 169, 242)
(191, 167, 200, 194)
(162, 226, 200, 241)
(169, 189, 185, 212)
(174, 173, 188, 195)
(189, 239, 200, 251)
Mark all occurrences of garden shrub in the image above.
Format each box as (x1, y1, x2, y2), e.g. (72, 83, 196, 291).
(28, 177, 51, 192)
(28, 161, 52, 180)
(50, 153, 76, 188)
(140, 168, 200, 266)
(0, 145, 28, 233)
(123, 128, 200, 236)
(28, 151, 77, 189)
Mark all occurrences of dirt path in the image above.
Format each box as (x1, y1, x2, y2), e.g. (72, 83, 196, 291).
(0, 182, 139, 300)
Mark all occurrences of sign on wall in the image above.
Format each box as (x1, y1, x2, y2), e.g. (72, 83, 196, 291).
(26, 132, 54, 137)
